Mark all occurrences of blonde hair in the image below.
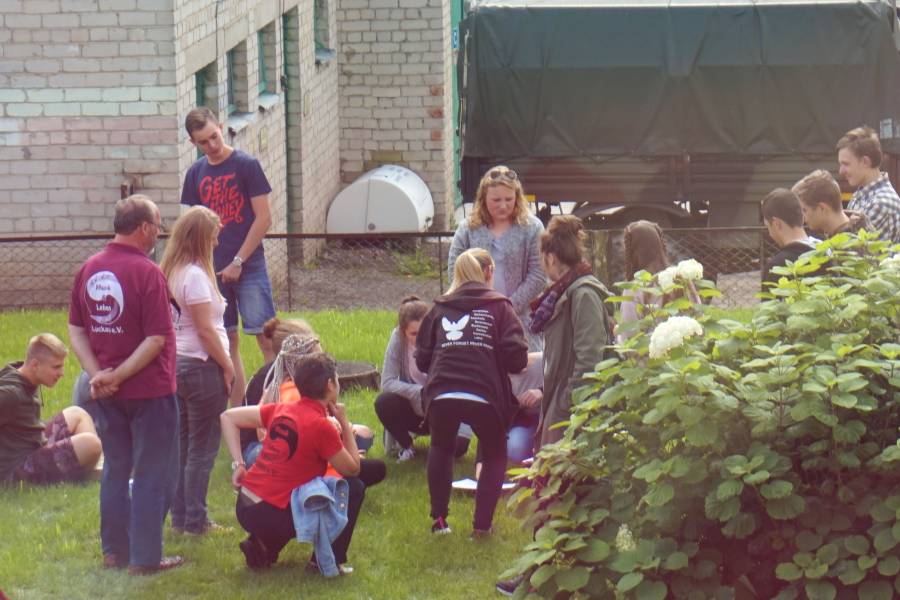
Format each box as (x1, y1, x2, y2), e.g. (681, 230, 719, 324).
(262, 317, 315, 354)
(26, 333, 67, 362)
(468, 166, 530, 228)
(160, 206, 222, 301)
(260, 333, 322, 405)
(448, 248, 494, 293)
(793, 169, 843, 212)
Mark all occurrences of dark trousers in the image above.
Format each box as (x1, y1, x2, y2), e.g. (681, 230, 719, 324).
(375, 392, 470, 457)
(95, 394, 179, 567)
(427, 399, 507, 531)
(235, 476, 365, 565)
(172, 357, 228, 532)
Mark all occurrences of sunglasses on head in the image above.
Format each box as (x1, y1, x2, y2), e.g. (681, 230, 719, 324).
(488, 168, 518, 182)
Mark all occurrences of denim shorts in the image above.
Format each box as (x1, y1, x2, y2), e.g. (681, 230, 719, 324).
(219, 262, 276, 334)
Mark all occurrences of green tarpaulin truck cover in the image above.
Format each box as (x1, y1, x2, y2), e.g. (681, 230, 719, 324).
(460, 0, 900, 157)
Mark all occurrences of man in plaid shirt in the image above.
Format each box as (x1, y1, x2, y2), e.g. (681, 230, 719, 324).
(836, 126, 900, 243)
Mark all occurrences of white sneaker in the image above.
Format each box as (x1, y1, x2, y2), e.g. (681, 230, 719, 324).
(397, 447, 415, 463)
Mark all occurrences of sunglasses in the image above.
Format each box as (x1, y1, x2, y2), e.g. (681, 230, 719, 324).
(488, 168, 518, 182)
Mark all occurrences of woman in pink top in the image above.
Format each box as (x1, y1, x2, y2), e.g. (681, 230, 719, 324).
(160, 206, 235, 535)
(616, 220, 700, 343)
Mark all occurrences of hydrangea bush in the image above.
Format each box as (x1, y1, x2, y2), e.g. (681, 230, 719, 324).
(503, 232, 900, 599)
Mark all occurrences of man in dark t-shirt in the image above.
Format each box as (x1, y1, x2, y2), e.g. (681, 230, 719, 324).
(68, 195, 181, 575)
(181, 107, 276, 408)
(760, 188, 820, 287)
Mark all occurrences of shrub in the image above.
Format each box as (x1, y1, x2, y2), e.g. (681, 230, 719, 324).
(503, 232, 900, 599)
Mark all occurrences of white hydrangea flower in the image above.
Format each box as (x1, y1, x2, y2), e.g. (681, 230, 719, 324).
(880, 254, 900, 270)
(676, 258, 703, 281)
(648, 316, 703, 359)
(657, 266, 678, 289)
(615, 524, 636, 552)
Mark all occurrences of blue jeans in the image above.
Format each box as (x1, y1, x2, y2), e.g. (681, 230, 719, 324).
(171, 357, 228, 533)
(507, 410, 539, 463)
(219, 262, 276, 334)
(95, 394, 179, 568)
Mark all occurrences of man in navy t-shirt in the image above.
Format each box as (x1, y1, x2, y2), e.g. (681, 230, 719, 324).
(181, 107, 277, 407)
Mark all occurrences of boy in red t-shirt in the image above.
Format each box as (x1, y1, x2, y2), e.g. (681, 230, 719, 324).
(220, 353, 362, 572)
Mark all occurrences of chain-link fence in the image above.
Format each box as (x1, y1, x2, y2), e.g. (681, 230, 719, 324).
(0, 227, 776, 312)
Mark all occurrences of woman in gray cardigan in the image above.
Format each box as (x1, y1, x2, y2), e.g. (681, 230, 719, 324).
(374, 296, 471, 462)
(448, 166, 546, 350)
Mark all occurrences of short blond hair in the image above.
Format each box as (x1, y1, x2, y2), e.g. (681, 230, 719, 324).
(26, 333, 68, 362)
(448, 248, 493, 293)
(469, 166, 531, 228)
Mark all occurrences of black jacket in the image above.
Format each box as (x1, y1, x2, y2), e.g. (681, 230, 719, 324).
(763, 240, 818, 286)
(415, 282, 529, 427)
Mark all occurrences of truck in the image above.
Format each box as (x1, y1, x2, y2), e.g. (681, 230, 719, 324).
(456, 0, 900, 230)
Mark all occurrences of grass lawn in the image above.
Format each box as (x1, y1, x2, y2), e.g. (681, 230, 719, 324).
(0, 309, 531, 599)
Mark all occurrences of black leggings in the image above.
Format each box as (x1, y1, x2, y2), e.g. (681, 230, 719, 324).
(427, 399, 507, 531)
(375, 392, 470, 457)
(235, 475, 365, 565)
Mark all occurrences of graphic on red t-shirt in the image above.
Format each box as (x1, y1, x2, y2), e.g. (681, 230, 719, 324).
(261, 416, 299, 461)
(198, 173, 245, 225)
(84, 270, 125, 327)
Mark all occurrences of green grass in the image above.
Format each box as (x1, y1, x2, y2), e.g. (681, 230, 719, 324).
(0, 310, 530, 599)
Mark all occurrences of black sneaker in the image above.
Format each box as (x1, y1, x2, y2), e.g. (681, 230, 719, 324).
(431, 516, 451, 534)
(239, 535, 271, 570)
(496, 574, 525, 596)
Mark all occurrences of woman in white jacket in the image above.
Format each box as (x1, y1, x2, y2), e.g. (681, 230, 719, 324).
(374, 296, 472, 462)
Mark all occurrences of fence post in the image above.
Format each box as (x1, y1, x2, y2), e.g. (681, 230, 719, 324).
(590, 230, 610, 286)
(759, 230, 767, 282)
(286, 237, 293, 311)
(437, 234, 444, 294)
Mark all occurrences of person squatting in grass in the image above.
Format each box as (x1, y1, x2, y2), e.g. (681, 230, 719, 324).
(221, 352, 367, 574)
(374, 295, 473, 463)
(242, 318, 385, 488)
(160, 206, 235, 536)
(415, 248, 529, 536)
(0, 333, 102, 485)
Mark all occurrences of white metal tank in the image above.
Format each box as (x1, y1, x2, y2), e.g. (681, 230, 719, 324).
(326, 165, 434, 233)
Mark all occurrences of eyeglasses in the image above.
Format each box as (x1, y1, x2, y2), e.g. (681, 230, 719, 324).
(488, 168, 518, 182)
(144, 219, 165, 233)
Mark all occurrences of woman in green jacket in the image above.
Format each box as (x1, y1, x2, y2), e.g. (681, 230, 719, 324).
(530, 215, 612, 448)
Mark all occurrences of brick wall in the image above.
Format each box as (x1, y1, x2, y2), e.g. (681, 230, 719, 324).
(336, 0, 455, 229)
(0, 0, 179, 233)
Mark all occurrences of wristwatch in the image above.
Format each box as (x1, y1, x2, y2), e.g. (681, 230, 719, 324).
(231, 460, 245, 470)
(231, 256, 244, 268)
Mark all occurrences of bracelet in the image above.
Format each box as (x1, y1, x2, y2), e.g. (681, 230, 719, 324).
(231, 256, 244, 268)
(231, 460, 245, 470)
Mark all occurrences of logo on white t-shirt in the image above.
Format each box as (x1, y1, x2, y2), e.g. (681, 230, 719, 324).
(442, 314, 469, 341)
(85, 270, 125, 325)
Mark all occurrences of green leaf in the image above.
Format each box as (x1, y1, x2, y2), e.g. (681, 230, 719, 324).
(635, 580, 668, 600)
(871, 502, 896, 523)
(577, 539, 610, 563)
(723, 455, 749, 475)
(760, 480, 793, 499)
(796, 531, 824, 552)
(816, 543, 839, 565)
(845, 535, 871, 555)
(875, 528, 899, 554)
(878, 555, 900, 576)
(722, 512, 758, 539)
(663, 551, 689, 571)
(617, 572, 644, 592)
(804, 580, 836, 600)
(743, 470, 771, 485)
(858, 580, 893, 600)
(643, 483, 675, 507)
(716, 479, 744, 500)
(686, 423, 717, 447)
(837, 560, 865, 585)
(859, 555, 878, 570)
(766, 495, 805, 520)
(775, 562, 802, 581)
(530, 563, 557, 588)
(633, 460, 664, 482)
(804, 562, 828, 579)
(893, 521, 900, 542)
(555, 566, 590, 592)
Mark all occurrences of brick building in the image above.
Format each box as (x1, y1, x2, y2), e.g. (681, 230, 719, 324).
(0, 0, 456, 304)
